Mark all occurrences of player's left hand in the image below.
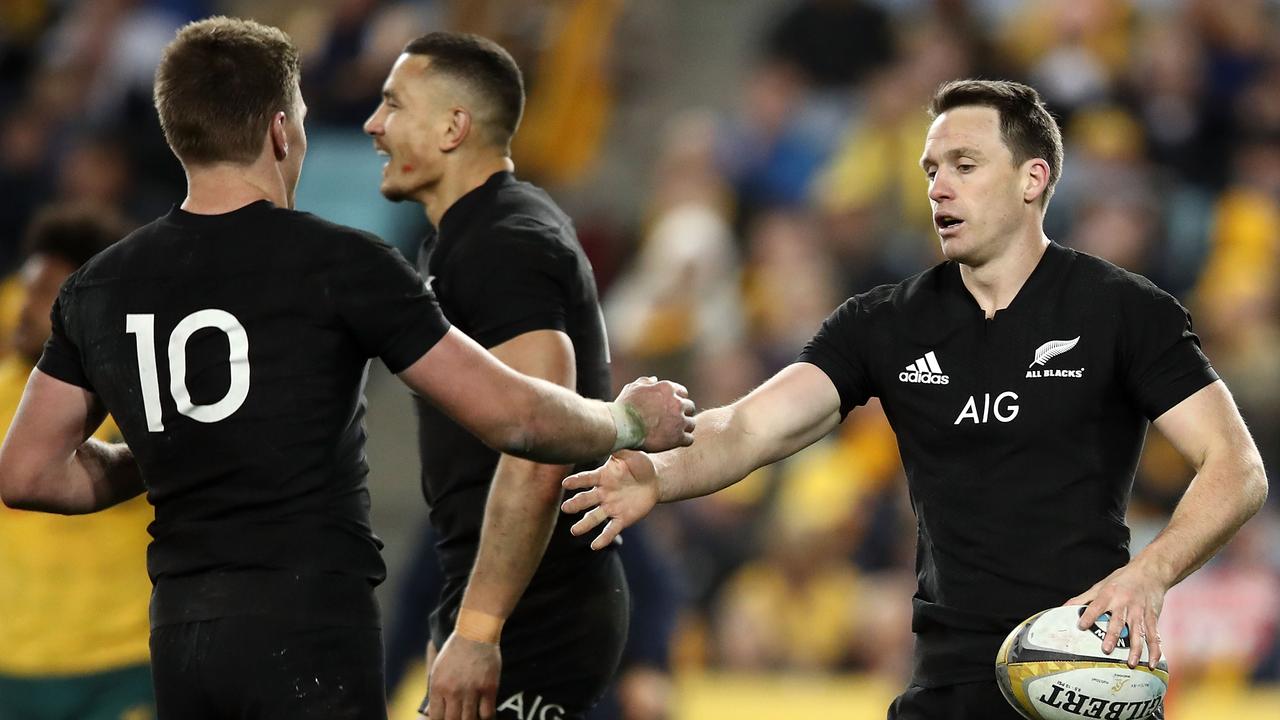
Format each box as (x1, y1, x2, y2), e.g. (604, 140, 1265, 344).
(1065, 559, 1169, 670)
(422, 633, 501, 720)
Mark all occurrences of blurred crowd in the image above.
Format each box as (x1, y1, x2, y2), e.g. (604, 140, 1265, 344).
(1, 0, 1278, 711)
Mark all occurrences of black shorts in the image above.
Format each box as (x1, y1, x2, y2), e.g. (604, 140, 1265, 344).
(887, 681, 1164, 720)
(149, 572, 386, 720)
(151, 617, 386, 720)
(888, 681, 1030, 720)
(426, 550, 629, 720)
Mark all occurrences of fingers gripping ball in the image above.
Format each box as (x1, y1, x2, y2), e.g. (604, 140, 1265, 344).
(995, 606, 1168, 720)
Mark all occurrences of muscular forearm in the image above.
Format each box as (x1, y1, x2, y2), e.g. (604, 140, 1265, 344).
(4, 439, 143, 515)
(504, 377, 622, 463)
(401, 329, 664, 464)
(1133, 451, 1268, 587)
(459, 457, 568, 623)
(405, 330, 690, 462)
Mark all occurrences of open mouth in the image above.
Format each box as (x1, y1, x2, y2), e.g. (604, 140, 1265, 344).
(935, 213, 964, 232)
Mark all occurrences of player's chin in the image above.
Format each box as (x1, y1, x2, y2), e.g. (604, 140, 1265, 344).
(379, 181, 411, 203)
(938, 236, 979, 264)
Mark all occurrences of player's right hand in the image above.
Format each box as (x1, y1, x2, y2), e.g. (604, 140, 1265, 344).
(423, 633, 501, 720)
(615, 377, 695, 452)
(561, 451, 659, 550)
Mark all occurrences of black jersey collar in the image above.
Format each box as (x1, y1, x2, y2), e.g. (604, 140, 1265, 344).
(437, 171, 514, 239)
(167, 199, 275, 225)
(948, 240, 1070, 319)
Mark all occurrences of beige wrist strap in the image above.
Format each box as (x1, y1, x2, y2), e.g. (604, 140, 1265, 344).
(455, 608, 504, 644)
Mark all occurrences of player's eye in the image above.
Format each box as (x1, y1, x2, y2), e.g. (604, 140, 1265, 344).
(957, 163, 975, 173)
(925, 169, 937, 181)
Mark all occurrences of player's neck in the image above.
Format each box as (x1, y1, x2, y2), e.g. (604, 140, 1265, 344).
(181, 161, 289, 215)
(420, 154, 515, 227)
(958, 230, 1051, 318)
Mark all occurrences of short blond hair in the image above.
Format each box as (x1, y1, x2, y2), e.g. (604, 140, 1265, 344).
(153, 16, 300, 166)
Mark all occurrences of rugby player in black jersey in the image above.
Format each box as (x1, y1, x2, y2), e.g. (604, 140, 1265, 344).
(0, 18, 694, 720)
(562, 80, 1269, 719)
(362, 32, 635, 720)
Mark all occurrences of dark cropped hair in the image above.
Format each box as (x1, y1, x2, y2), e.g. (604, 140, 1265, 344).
(23, 203, 128, 268)
(404, 32, 525, 152)
(154, 16, 301, 166)
(930, 79, 1065, 205)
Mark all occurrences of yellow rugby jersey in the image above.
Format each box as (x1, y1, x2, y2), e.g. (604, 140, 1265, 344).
(0, 355, 152, 676)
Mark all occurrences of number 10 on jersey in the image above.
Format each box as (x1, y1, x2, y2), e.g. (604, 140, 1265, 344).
(126, 310, 251, 432)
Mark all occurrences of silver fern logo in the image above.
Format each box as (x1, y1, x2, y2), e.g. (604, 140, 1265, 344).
(1029, 336, 1080, 367)
(1026, 336, 1085, 379)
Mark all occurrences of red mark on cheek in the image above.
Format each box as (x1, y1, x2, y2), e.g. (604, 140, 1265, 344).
(400, 164, 414, 173)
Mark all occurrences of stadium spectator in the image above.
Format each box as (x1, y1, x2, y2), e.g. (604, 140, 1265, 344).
(0, 203, 153, 720)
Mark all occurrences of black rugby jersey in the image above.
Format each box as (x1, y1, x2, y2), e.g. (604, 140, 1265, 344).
(415, 171, 612, 581)
(798, 241, 1217, 686)
(37, 201, 450, 611)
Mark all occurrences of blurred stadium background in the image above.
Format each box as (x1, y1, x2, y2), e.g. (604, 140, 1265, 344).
(1, 0, 1278, 718)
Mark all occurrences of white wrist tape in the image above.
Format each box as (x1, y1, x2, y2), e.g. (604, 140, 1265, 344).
(607, 402, 645, 452)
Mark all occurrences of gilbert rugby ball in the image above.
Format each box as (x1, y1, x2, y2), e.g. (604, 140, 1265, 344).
(995, 605, 1169, 720)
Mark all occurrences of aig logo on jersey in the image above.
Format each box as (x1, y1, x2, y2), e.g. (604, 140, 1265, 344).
(497, 692, 565, 720)
(1026, 336, 1085, 379)
(900, 351, 949, 385)
(955, 392, 1019, 425)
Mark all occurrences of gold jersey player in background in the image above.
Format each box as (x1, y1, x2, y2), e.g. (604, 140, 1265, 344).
(0, 204, 154, 720)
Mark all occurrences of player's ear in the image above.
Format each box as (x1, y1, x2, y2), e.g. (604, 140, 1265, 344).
(1023, 158, 1050, 205)
(269, 111, 289, 161)
(440, 107, 471, 152)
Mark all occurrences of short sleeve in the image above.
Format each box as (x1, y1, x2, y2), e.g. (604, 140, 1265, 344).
(1119, 279, 1218, 420)
(795, 297, 874, 420)
(450, 228, 573, 348)
(332, 234, 451, 373)
(36, 288, 94, 390)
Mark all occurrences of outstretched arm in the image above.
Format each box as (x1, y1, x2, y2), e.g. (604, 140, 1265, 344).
(562, 362, 843, 549)
(399, 328, 695, 464)
(1069, 380, 1268, 668)
(425, 330, 577, 720)
(0, 368, 143, 514)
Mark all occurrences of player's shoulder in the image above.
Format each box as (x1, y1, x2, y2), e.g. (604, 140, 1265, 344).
(485, 219, 577, 262)
(63, 217, 163, 287)
(495, 175, 570, 221)
(234, 207, 416, 283)
(463, 184, 580, 266)
(1059, 245, 1183, 310)
(488, 178, 576, 244)
(849, 260, 952, 319)
(818, 274, 924, 339)
(271, 207, 393, 262)
(86, 205, 392, 270)
(817, 260, 953, 334)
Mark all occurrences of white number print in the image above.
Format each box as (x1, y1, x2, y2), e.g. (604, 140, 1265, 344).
(126, 310, 251, 432)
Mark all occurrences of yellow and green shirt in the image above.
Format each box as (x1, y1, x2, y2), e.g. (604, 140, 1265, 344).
(0, 356, 152, 676)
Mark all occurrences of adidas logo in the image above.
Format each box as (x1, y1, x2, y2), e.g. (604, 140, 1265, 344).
(899, 351, 950, 385)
